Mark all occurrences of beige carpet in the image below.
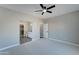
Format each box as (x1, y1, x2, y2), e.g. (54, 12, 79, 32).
(1, 39, 79, 55)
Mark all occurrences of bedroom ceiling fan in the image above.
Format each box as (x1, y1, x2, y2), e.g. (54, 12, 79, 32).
(35, 4, 55, 15)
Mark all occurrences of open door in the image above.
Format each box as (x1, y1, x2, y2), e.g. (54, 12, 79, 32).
(43, 24, 48, 38)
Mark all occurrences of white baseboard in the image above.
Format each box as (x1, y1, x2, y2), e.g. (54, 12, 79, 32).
(48, 38, 79, 47)
(0, 44, 19, 51)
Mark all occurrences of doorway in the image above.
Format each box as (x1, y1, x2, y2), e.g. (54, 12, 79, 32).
(19, 21, 32, 44)
(43, 24, 48, 38)
(20, 24, 24, 38)
(40, 23, 48, 39)
(40, 23, 43, 38)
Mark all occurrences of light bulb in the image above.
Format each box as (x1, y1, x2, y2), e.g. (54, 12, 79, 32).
(43, 9, 46, 12)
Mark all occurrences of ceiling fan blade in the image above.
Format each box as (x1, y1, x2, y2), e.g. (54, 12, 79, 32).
(35, 10, 42, 12)
(40, 4, 44, 9)
(47, 5, 55, 10)
(47, 11, 52, 13)
(42, 12, 44, 15)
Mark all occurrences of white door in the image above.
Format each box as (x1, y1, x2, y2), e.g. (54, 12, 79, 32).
(43, 24, 48, 38)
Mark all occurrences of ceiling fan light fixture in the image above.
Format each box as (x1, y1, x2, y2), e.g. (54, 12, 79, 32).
(43, 9, 47, 12)
(35, 4, 55, 15)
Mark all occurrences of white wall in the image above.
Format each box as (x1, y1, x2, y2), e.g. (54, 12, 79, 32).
(44, 11, 79, 44)
(32, 21, 41, 40)
(0, 7, 42, 49)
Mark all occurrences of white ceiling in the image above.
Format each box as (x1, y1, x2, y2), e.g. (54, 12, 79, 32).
(0, 4, 79, 19)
